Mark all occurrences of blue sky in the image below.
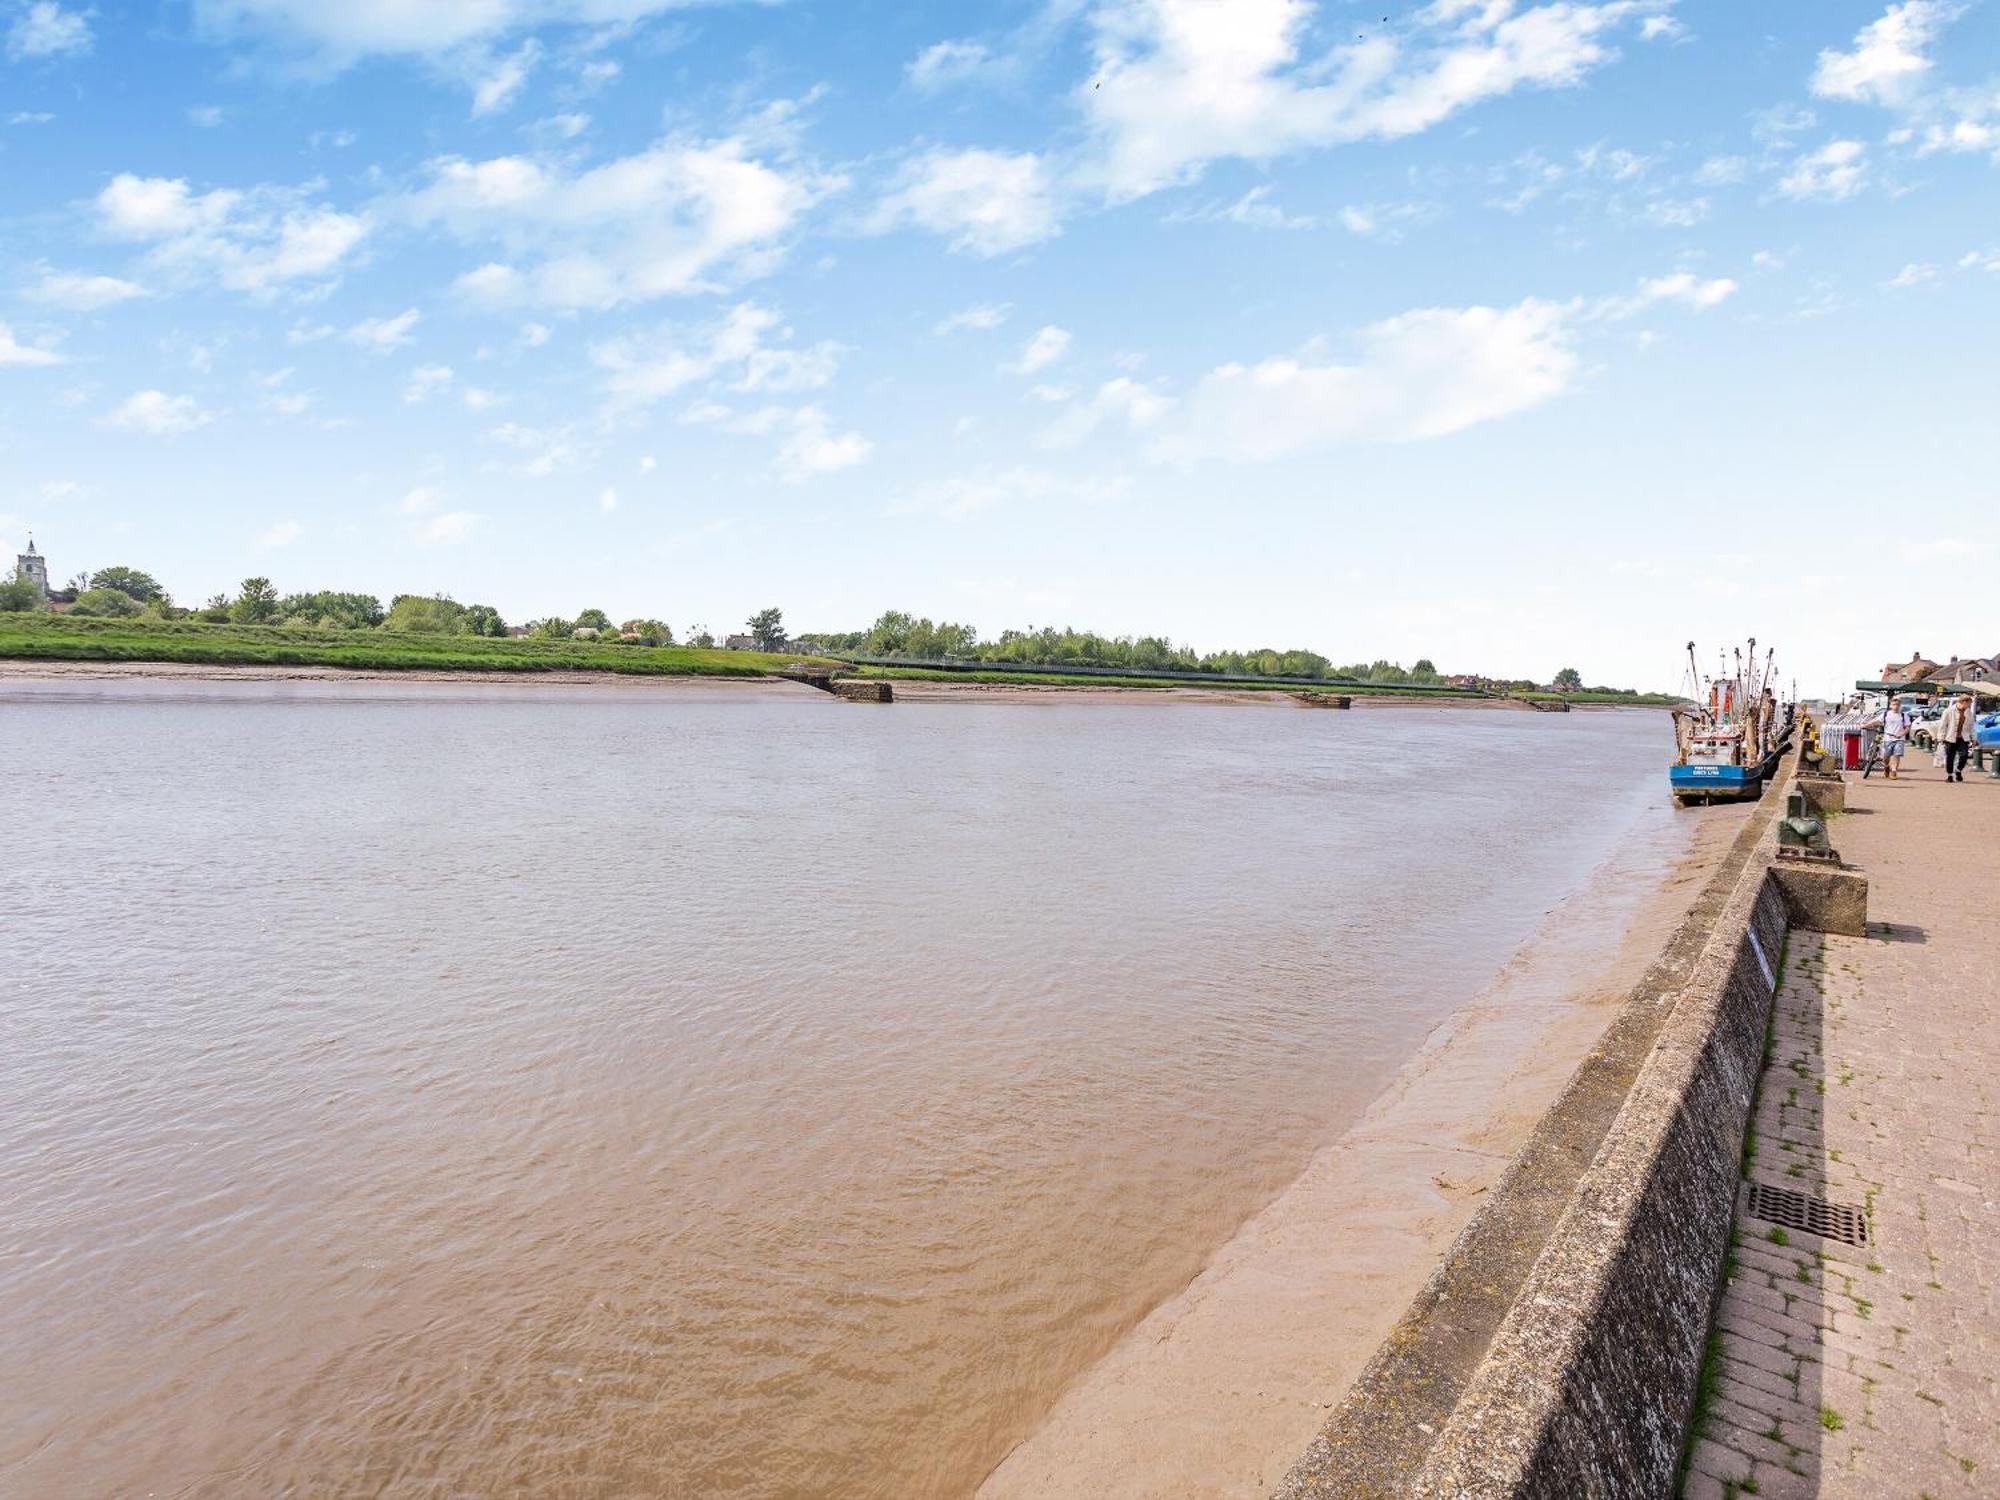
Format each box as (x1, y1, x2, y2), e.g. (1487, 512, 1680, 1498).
(2, 0, 1995, 693)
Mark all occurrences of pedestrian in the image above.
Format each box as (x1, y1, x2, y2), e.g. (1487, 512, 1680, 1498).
(1877, 695, 1909, 780)
(1938, 690, 1975, 782)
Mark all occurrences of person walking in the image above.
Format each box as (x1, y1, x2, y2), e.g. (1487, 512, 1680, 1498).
(1939, 690, 1975, 782)
(1878, 695, 1910, 780)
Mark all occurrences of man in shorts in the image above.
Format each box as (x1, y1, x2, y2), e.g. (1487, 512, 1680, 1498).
(1877, 695, 1909, 779)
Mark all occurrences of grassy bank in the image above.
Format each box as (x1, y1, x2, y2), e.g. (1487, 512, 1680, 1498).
(849, 664, 1474, 696)
(0, 614, 836, 677)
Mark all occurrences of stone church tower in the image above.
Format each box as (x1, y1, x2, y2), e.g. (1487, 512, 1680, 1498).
(15, 536, 49, 598)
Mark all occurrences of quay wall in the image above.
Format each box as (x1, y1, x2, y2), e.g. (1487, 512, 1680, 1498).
(1275, 760, 1803, 1500)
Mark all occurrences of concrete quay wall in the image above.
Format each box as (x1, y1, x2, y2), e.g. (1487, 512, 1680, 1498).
(1275, 761, 1814, 1500)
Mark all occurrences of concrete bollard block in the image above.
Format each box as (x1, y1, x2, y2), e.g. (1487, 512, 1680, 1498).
(1794, 774, 1846, 815)
(1770, 861, 1868, 937)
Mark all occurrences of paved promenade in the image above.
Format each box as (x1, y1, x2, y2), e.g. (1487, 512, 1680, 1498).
(1683, 756, 1998, 1498)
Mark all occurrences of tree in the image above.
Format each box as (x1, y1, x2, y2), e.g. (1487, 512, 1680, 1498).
(198, 593, 233, 623)
(384, 594, 467, 634)
(621, 618, 673, 645)
(70, 586, 145, 618)
(89, 565, 165, 603)
(1412, 658, 1439, 681)
(687, 624, 715, 648)
(575, 607, 612, 632)
(1553, 667, 1584, 693)
(0, 576, 44, 612)
(463, 604, 507, 637)
(280, 591, 385, 629)
(232, 577, 279, 625)
(533, 616, 575, 639)
(747, 607, 785, 650)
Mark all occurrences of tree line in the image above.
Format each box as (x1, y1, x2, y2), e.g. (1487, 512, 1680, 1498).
(797, 610, 1449, 683)
(2, 568, 1624, 693)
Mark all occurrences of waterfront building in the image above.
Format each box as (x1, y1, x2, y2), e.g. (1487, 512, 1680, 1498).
(14, 536, 49, 598)
(1880, 652, 1941, 684)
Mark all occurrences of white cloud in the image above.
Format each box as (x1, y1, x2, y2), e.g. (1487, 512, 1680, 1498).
(935, 302, 1010, 334)
(872, 147, 1060, 256)
(1076, 0, 1665, 201)
(907, 38, 992, 92)
(1886, 261, 1936, 288)
(188, 105, 226, 128)
(193, 0, 698, 60)
(1167, 183, 1320, 229)
(403, 363, 454, 401)
(1641, 196, 1709, 227)
(104, 390, 214, 435)
(1593, 270, 1738, 319)
(598, 486, 618, 513)
(7, 2, 91, 60)
(1812, 1, 1957, 107)
(520, 321, 551, 346)
(25, 268, 148, 310)
(1336, 198, 1441, 241)
(638, 454, 656, 472)
(259, 519, 303, 547)
(1640, 14, 1685, 42)
(406, 131, 831, 308)
(773, 406, 870, 480)
(411, 509, 481, 545)
(1040, 376, 1174, 447)
(9, 110, 54, 123)
(345, 308, 420, 349)
(1694, 155, 1747, 186)
(1957, 246, 2000, 272)
(0, 323, 62, 366)
(486, 420, 579, 475)
(1778, 139, 1868, 201)
(1007, 324, 1071, 374)
(472, 39, 538, 116)
(685, 400, 870, 480)
(396, 487, 482, 544)
(1154, 299, 1578, 463)
(592, 301, 841, 411)
(95, 173, 368, 296)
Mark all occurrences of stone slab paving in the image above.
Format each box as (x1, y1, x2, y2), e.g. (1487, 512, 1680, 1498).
(1682, 757, 1998, 1500)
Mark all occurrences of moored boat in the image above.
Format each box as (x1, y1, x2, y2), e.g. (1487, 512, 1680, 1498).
(1670, 640, 1791, 806)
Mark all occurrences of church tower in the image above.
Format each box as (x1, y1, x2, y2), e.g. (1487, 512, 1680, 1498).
(15, 536, 49, 598)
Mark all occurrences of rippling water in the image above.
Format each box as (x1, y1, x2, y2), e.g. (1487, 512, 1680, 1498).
(0, 679, 1672, 1498)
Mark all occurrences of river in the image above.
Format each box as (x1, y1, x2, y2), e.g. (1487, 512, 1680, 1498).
(0, 678, 1676, 1498)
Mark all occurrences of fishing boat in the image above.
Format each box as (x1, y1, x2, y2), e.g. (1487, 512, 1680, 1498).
(1669, 639, 1790, 806)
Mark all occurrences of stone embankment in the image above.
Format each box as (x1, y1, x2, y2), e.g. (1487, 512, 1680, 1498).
(1274, 743, 1918, 1499)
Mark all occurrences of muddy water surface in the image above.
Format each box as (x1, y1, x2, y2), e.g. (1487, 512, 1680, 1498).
(0, 680, 1673, 1498)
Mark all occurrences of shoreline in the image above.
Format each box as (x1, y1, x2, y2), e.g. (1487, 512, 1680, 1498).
(0, 659, 1661, 710)
(973, 794, 1751, 1500)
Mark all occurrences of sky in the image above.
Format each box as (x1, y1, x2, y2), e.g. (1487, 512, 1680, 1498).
(1, 0, 1996, 695)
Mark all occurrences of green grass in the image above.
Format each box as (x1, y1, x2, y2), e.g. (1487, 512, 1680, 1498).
(852, 665, 1489, 696)
(0, 613, 838, 678)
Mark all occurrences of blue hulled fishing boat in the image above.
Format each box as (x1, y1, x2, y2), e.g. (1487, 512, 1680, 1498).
(1670, 640, 1789, 806)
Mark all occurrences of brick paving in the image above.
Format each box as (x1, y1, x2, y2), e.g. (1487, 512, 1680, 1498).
(1681, 755, 1999, 1500)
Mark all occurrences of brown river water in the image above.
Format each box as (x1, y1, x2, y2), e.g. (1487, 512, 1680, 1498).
(0, 679, 1675, 1499)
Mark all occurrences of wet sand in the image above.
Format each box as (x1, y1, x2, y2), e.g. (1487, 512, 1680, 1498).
(975, 798, 1750, 1500)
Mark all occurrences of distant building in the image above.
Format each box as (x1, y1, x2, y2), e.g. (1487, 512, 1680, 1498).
(724, 633, 756, 650)
(1925, 655, 1998, 685)
(1880, 653, 1940, 684)
(14, 536, 49, 599)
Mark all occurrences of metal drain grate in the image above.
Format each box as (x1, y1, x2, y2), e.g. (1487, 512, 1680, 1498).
(1744, 1181, 1869, 1246)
